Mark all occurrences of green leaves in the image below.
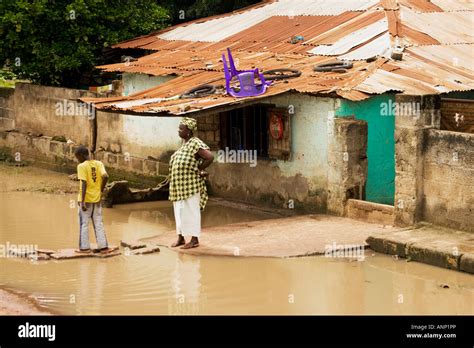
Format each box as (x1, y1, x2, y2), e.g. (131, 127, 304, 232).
(160, 0, 259, 24)
(0, 0, 170, 87)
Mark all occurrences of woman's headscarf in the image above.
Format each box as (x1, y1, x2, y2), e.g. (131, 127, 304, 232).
(180, 117, 197, 133)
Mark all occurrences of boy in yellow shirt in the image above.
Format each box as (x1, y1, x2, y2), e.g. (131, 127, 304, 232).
(74, 146, 111, 254)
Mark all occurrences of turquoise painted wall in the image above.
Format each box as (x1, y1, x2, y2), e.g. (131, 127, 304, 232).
(335, 94, 395, 205)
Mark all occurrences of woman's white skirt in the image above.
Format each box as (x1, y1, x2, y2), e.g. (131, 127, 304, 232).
(173, 193, 201, 237)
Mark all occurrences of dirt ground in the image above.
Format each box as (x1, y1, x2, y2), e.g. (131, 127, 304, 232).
(0, 288, 51, 315)
(0, 162, 77, 194)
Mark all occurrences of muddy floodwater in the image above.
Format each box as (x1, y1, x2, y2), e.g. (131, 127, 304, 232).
(1, 191, 473, 315)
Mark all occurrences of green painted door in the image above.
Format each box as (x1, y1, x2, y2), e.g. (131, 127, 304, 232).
(336, 94, 395, 205)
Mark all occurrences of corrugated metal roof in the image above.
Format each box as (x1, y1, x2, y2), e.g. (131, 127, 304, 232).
(158, 0, 380, 42)
(270, 0, 381, 15)
(87, 45, 474, 115)
(400, 8, 474, 44)
(85, 56, 384, 115)
(339, 32, 391, 60)
(388, 0, 474, 13)
(87, 0, 474, 115)
(430, 0, 474, 12)
(396, 0, 443, 12)
(221, 12, 361, 46)
(358, 46, 474, 95)
(308, 19, 388, 55)
(407, 44, 474, 75)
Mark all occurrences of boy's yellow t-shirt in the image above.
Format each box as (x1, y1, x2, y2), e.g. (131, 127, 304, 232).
(77, 160, 107, 203)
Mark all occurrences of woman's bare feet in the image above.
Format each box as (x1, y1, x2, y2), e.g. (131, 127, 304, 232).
(171, 235, 185, 247)
(181, 237, 199, 249)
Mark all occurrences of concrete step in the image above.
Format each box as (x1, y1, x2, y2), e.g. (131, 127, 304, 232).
(346, 199, 394, 225)
(366, 225, 474, 274)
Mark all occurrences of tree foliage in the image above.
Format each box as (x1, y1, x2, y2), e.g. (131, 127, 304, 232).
(160, 0, 260, 24)
(0, 0, 170, 87)
(0, 0, 260, 87)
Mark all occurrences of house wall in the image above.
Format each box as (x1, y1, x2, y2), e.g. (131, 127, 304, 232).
(327, 117, 368, 216)
(95, 73, 182, 162)
(335, 93, 396, 205)
(205, 94, 336, 212)
(122, 73, 175, 96)
(394, 94, 440, 227)
(96, 112, 182, 162)
(422, 130, 474, 231)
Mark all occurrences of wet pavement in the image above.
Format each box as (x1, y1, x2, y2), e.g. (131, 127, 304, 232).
(148, 214, 399, 257)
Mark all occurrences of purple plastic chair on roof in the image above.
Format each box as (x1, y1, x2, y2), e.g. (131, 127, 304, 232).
(222, 48, 271, 98)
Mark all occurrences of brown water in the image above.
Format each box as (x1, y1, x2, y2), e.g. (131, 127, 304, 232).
(0, 191, 473, 315)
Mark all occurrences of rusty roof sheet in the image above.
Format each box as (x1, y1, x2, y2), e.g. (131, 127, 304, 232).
(85, 57, 383, 115)
(114, 0, 473, 50)
(384, 0, 474, 12)
(87, 0, 474, 115)
(338, 32, 391, 60)
(156, 0, 380, 42)
(407, 44, 474, 75)
(87, 44, 474, 115)
(400, 8, 474, 44)
(308, 18, 388, 55)
(430, 0, 474, 11)
(396, 0, 443, 12)
(358, 45, 474, 95)
(221, 12, 361, 47)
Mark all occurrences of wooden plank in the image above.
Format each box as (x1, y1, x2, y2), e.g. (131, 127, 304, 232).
(130, 245, 161, 255)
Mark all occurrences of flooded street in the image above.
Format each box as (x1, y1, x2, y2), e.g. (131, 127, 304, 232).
(1, 190, 473, 315)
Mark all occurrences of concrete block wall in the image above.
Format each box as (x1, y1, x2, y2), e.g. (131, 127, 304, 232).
(346, 199, 395, 225)
(394, 94, 440, 226)
(13, 83, 96, 145)
(327, 117, 368, 216)
(196, 113, 220, 151)
(0, 88, 15, 131)
(422, 130, 474, 231)
(0, 131, 168, 185)
(0, 131, 77, 169)
(94, 150, 169, 177)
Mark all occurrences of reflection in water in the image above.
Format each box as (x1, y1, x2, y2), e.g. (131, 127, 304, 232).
(0, 191, 473, 315)
(76, 261, 107, 315)
(169, 254, 202, 314)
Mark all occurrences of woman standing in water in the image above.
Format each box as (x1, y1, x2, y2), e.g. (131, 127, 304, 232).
(169, 117, 214, 249)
